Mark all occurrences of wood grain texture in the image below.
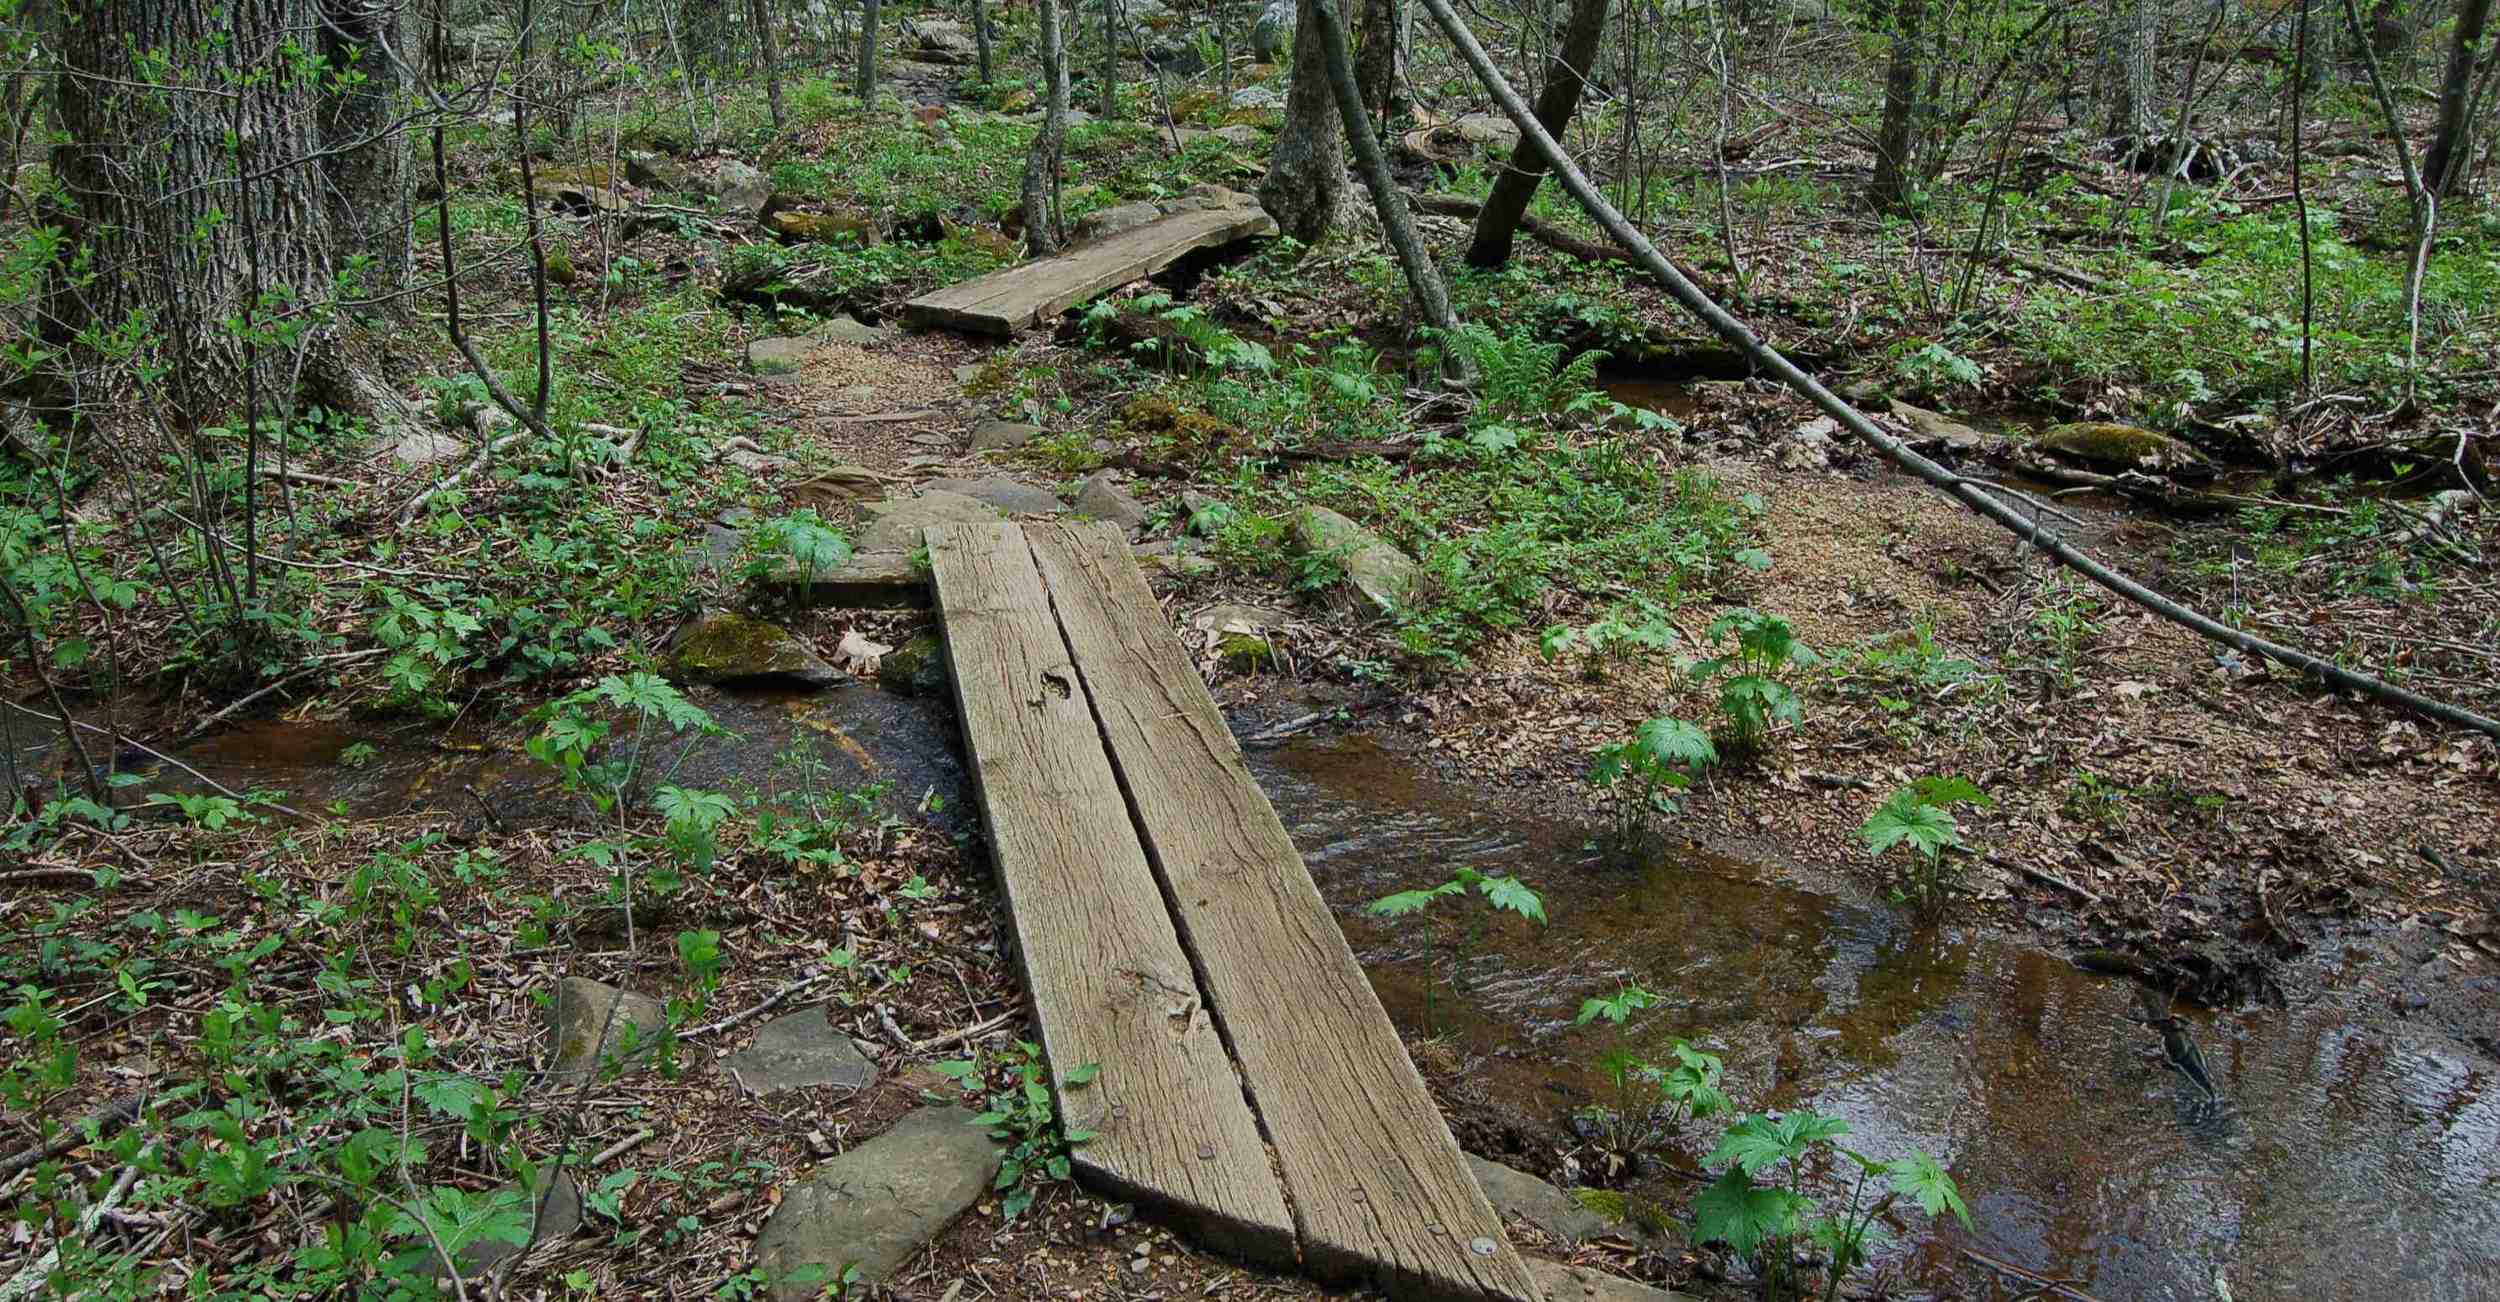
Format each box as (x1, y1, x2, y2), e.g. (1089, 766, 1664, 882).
(1026, 522, 1541, 1302)
(925, 522, 1294, 1264)
(903, 206, 1277, 334)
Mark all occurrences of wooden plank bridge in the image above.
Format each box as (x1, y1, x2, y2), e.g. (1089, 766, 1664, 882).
(930, 521, 1544, 1301)
(902, 203, 1276, 335)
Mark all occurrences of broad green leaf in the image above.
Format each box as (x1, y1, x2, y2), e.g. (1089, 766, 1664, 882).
(1887, 1149, 1970, 1227)
(1692, 1168, 1807, 1259)
(1478, 874, 1546, 924)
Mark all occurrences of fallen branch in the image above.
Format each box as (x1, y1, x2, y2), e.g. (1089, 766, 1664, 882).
(0, 1096, 141, 1183)
(397, 431, 527, 525)
(1987, 854, 2104, 905)
(1419, 0, 2500, 743)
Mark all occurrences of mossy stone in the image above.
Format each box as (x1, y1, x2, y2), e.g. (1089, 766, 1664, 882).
(1218, 632, 1274, 673)
(2035, 422, 2210, 473)
(666, 611, 841, 686)
(881, 633, 950, 697)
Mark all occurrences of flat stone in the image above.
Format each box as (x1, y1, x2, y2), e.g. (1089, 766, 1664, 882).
(857, 490, 1004, 551)
(547, 978, 668, 1077)
(1525, 1258, 1689, 1302)
(752, 1107, 1004, 1300)
(2035, 421, 2210, 473)
(810, 315, 890, 348)
(393, 428, 465, 467)
(968, 418, 1041, 452)
(666, 611, 843, 687)
(726, 447, 797, 472)
(695, 522, 747, 573)
(1229, 86, 1284, 111)
(723, 1006, 878, 1094)
(1073, 471, 1149, 532)
(1466, 1155, 1656, 1247)
(749, 336, 812, 375)
(1290, 504, 1423, 616)
(1191, 603, 1290, 634)
(1135, 539, 1215, 579)
(923, 477, 1065, 517)
(1887, 399, 1984, 452)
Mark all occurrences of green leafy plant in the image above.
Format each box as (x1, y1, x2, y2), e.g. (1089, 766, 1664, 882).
(1575, 1041, 1730, 1179)
(1695, 1109, 1968, 1302)
(1368, 867, 1546, 1032)
(932, 1042, 1099, 1219)
(1587, 718, 1717, 839)
(1440, 323, 1607, 426)
(1684, 609, 1815, 750)
(1858, 776, 1994, 912)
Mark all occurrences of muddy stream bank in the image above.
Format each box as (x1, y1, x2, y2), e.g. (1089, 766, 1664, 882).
(29, 685, 2494, 1300)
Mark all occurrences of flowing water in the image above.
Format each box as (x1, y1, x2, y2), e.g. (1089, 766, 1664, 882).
(1254, 735, 2500, 1302)
(24, 696, 2493, 1300)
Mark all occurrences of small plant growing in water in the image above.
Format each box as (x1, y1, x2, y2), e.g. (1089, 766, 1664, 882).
(1858, 775, 1993, 912)
(1368, 867, 1547, 1032)
(1684, 608, 1814, 751)
(1696, 1108, 1968, 1302)
(1587, 718, 1716, 840)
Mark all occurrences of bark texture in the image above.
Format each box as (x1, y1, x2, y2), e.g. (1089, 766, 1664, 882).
(53, 0, 404, 408)
(2423, 0, 2494, 195)
(1310, 0, 1456, 336)
(858, 0, 883, 100)
(1020, 0, 1072, 253)
(1464, 0, 1607, 267)
(1259, 0, 1347, 241)
(2098, 0, 2159, 139)
(1354, 0, 1411, 122)
(1870, 0, 1926, 210)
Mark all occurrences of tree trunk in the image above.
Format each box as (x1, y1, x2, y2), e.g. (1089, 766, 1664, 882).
(751, 0, 787, 128)
(973, 0, 995, 83)
(858, 0, 882, 100)
(1101, 0, 1120, 117)
(53, 0, 398, 408)
(1259, 0, 1348, 241)
(1355, 0, 1412, 123)
(1869, 0, 1925, 211)
(2423, 0, 2494, 194)
(1021, 0, 1072, 253)
(2099, 0, 2158, 140)
(1465, 0, 1607, 267)
(1310, 0, 1457, 338)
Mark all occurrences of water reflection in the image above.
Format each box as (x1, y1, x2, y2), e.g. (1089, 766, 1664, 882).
(1255, 735, 2500, 1301)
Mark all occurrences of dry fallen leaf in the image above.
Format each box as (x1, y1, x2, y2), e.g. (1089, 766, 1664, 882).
(837, 628, 894, 673)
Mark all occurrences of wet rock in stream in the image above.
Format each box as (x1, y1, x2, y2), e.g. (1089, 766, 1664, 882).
(666, 611, 844, 687)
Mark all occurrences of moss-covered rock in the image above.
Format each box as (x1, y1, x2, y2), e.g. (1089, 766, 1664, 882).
(666, 611, 841, 686)
(2035, 422, 2210, 474)
(880, 633, 950, 698)
(769, 207, 883, 245)
(1218, 632, 1274, 673)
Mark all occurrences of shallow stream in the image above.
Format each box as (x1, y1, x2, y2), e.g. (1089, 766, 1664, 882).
(21, 693, 2492, 1300)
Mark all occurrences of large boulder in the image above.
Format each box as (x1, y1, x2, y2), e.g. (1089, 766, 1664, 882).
(708, 159, 773, 220)
(2034, 421, 2211, 475)
(1074, 199, 1165, 244)
(857, 490, 1004, 551)
(665, 611, 843, 687)
(1290, 505, 1424, 616)
(901, 16, 978, 63)
(751, 1108, 1004, 1300)
(623, 149, 692, 193)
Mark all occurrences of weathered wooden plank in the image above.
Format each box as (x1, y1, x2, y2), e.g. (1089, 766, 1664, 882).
(904, 205, 1276, 335)
(924, 523, 1295, 1264)
(1025, 522, 1542, 1302)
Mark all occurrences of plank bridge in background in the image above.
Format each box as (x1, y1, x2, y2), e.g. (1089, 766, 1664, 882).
(929, 521, 1544, 1302)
